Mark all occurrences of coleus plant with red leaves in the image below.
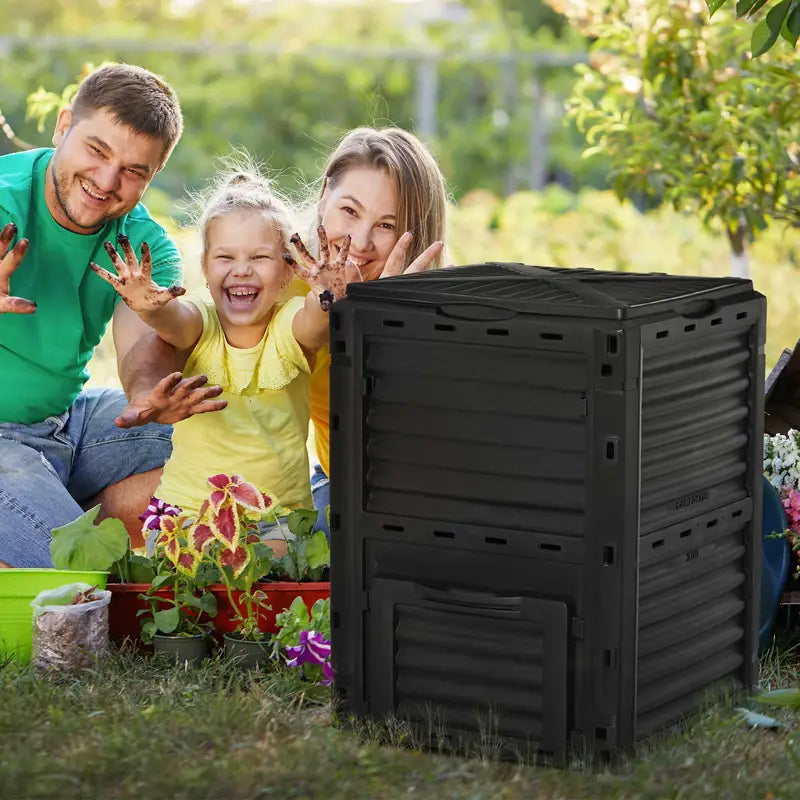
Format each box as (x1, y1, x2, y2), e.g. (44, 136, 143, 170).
(143, 473, 281, 641)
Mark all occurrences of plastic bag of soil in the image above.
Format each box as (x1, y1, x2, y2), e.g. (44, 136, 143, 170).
(30, 583, 111, 670)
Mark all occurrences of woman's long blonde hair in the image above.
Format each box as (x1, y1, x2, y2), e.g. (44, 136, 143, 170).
(316, 126, 448, 270)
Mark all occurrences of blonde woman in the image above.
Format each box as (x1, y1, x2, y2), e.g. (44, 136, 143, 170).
(287, 126, 448, 535)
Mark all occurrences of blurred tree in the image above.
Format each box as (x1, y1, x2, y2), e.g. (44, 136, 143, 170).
(0, 0, 594, 204)
(551, 0, 800, 278)
(462, 0, 569, 37)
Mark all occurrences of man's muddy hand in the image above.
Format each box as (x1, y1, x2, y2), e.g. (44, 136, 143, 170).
(0, 222, 36, 314)
(115, 372, 227, 429)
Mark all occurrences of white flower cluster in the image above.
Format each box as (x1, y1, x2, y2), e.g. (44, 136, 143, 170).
(764, 430, 800, 491)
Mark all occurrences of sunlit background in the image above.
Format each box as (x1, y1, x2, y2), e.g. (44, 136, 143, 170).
(1, 0, 798, 383)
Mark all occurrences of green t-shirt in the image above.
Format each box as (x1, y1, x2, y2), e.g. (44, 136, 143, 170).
(0, 148, 182, 424)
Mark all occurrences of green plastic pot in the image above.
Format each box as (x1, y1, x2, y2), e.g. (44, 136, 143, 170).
(0, 569, 108, 663)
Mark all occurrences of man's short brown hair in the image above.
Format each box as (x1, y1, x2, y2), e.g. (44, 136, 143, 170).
(70, 63, 183, 167)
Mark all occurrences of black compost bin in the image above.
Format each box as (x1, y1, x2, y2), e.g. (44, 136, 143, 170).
(329, 263, 766, 760)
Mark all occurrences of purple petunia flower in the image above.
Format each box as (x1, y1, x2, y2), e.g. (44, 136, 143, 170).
(138, 496, 182, 533)
(320, 660, 335, 686)
(285, 630, 331, 668)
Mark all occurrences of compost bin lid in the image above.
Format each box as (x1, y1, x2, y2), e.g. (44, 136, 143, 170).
(344, 263, 754, 320)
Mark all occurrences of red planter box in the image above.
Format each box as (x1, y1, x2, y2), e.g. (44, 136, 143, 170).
(108, 582, 330, 647)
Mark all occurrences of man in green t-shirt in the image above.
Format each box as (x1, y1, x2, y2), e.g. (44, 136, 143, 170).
(0, 64, 222, 567)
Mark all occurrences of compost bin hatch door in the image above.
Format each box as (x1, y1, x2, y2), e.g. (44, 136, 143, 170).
(366, 578, 568, 757)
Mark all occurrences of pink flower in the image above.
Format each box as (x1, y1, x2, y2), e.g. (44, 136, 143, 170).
(781, 488, 800, 533)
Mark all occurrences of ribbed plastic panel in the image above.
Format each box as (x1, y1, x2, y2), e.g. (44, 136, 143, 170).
(394, 604, 548, 740)
(640, 333, 752, 533)
(395, 277, 592, 306)
(597, 276, 726, 307)
(363, 337, 587, 533)
(366, 579, 569, 754)
(636, 505, 748, 737)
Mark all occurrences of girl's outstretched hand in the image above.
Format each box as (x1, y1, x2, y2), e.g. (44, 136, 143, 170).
(89, 234, 185, 312)
(284, 227, 363, 311)
(379, 231, 445, 279)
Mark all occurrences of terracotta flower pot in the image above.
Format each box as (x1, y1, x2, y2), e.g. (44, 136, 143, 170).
(108, 581, 330, 648)
(107, 583, 162, 648)
(208, 582, 330, 642)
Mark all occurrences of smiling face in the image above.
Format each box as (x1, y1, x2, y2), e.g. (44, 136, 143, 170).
(318, 166, 400, 281)
(203, 209, 290, 349)
(45, 107, 165, 234)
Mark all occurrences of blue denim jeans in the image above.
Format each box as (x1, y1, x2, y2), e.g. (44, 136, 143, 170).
(311, 463, 330, 540)
(0, 388, 172, 568)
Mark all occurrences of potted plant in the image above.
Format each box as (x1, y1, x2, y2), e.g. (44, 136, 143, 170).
(158, 474, 331, 653)
(58, 474, 332, 652)
(138, 509, 218, 665)
(175, 474, 330, 667)
(210, 506, 331, 642)
(273, 596, 333, 689)
(186, 474, 278, 667)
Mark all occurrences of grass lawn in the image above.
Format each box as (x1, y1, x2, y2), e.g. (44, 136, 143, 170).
(2, 626, 800, 800)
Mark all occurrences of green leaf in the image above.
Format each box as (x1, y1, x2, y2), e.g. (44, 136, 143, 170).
(127, 555, 157, 583)
(177, 592, 202, 608)
(50, 505, 129, 571)
(277, 553, 301, 582)
(151, 573, 175, 591)
(310, 598, 331, 638)
(306, 531, 330, 571)
(153, 606, 180, 634)
(751, 19, 780, 55)
(288, 595, 310, 624)
(581, 146, 606, 160)
(195, 560, 221, 587)
(287, 509, 318, 539)
(737, 0, 768, 16)
(708, 0, 730, 15)
(197, 591, 218, 616)
(752, 0, 793, 55)
(784, 5, 800, 45)
(140, 620, 157, 643)
(755, 688, 800, 709)
(743, 207, 769, 235)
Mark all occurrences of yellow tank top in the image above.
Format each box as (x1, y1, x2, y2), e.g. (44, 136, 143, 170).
(288, 277, 331, 475)
(156, 295, 312, 518)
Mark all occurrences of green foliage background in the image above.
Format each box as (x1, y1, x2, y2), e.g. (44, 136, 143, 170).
(0, 0, 600, 207)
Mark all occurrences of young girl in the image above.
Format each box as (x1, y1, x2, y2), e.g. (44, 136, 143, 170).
(109, 127, 450, 538)
(89, 167, 348, 522)
(287, 126, 449, 534)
